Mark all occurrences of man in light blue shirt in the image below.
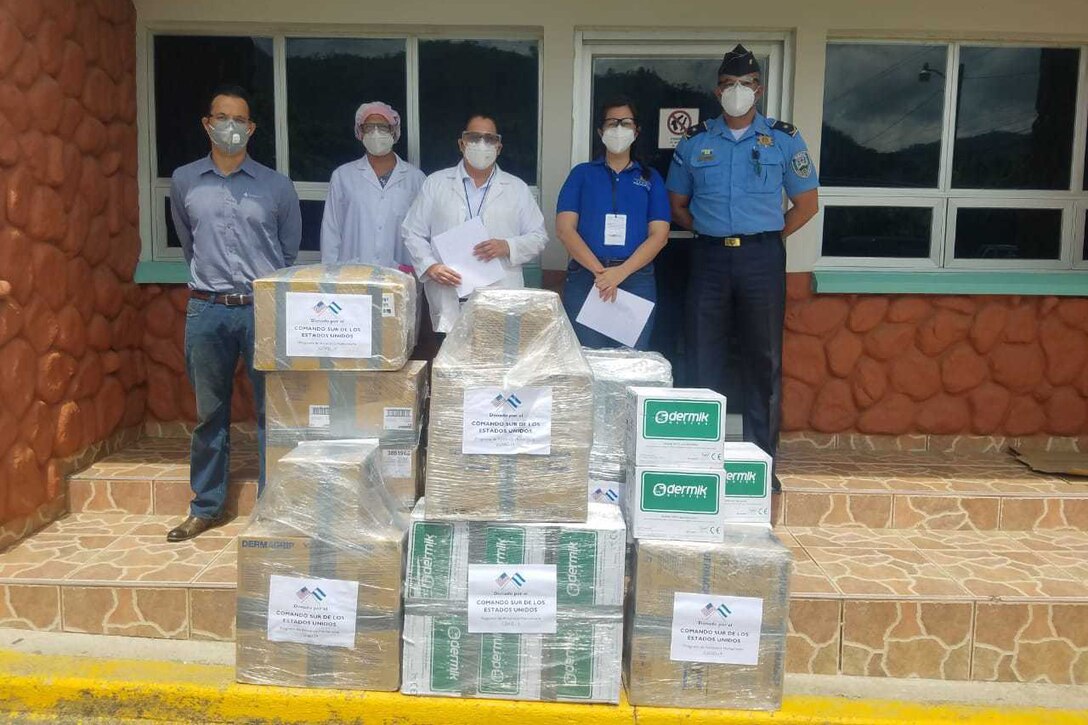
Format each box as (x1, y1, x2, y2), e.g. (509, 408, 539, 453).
(168, 84, 301, 542)
(668, 46, 819, 501)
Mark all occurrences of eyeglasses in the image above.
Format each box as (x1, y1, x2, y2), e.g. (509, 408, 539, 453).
(717, 78, 759, 91)
(209, 113, 251, 125)
(359, 122, 394, 135)
(601, 118, 637, 130)
(461, 131, 502, 146)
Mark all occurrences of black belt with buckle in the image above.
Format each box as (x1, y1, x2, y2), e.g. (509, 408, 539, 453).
(697, 231, 781, 247)
(190, 290, 253, 306)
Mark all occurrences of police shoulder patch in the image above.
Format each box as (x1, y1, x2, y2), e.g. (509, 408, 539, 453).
(791, 150, 812, 178)
(771, 119, 798, 137)
(684, 120, 709, 139)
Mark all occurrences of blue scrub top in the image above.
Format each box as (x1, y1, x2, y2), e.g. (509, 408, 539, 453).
(666, 113, 819, 237)
(557, 158, 671, 261)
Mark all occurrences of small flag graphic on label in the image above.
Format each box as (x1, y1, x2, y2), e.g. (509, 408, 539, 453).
(495, 572, 510, 588)
(511, 572, 526, 587)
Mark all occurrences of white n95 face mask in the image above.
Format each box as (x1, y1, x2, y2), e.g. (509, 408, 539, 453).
(720, 83, 756, 118)
(601, 127, 636, 154)
(464, 141, 498, 170)
(362, 129, 395, 156)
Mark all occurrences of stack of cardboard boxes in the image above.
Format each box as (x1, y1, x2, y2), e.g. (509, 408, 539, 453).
(235, 264, 423, 690)
(403, 290, 624, 703)
(622, 387, 791, 711)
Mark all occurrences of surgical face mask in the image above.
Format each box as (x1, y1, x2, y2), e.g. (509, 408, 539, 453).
(720, 82, 757, 118)
(464, 141, 498, 171)
(362, 129, 395, 156)
(601, 126, 636, 154)
(207, 119, 251, 155)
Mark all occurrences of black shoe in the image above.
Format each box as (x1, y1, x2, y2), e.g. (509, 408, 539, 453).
(772, 474, 783, 493)
(166, 514, 228, 542)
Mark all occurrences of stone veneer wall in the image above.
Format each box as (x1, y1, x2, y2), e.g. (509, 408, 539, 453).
(0, 0, 144, 536)
(141, 285, 256, 424)
(782, 273, 1088, 436)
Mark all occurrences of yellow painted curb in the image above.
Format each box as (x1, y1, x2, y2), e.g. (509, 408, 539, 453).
(0, 649, 1084, 724)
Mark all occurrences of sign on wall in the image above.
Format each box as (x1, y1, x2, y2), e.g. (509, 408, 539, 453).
(658, 108, 699, 149)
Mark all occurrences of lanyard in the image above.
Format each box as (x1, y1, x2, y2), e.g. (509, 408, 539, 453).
(603, 161, 635, 214)
(463, 171, 495, 219)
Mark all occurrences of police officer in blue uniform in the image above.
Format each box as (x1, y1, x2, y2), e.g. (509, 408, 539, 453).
(667, 45, 819, 495)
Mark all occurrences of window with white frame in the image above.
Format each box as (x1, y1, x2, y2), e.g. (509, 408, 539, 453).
(148, 31, 541, 262)
(818, 41, 1088, 270)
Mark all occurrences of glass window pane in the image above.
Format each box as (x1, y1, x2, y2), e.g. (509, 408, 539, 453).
(286, 38, 408, 183)
(164, 197, 181, 248)
(419, 40, 539, 182)
(821, 43, 946, 188)
(1082, 209, 1087, 260)
(953, 47, 1080, 190)
(954, 207, 1062, 259)
(299, 199, 324, 253)
(821, 206, 932, 258)
(154, 35, 275, 177)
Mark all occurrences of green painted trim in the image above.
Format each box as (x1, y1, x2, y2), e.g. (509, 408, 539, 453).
(134, 261, 189, 284)
(813, 270, 1088, 296)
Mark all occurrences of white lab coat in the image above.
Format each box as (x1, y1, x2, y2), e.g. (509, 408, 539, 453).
(401, 163, 549, 333)
(320, 154, 426, 267)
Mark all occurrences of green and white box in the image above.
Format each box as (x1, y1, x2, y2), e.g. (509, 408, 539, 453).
(627, 387, 727, 468)
(630, 442, 772, 541)
(401, 499, 625, 703)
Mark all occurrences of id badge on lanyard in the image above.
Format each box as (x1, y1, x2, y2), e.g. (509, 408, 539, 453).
(604, 214, 627, 246)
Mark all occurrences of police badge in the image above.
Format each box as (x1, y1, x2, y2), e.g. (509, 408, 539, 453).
(757, 134, 774, 147)
(792, 151, 812, 178)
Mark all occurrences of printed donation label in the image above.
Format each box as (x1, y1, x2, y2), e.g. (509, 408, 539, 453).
(467, 564, 557, 634)
(462, 387, 553, 455)
(669, 592, 763, 665)
(285, 292, 372, 359)
(267, 574, 359, 648)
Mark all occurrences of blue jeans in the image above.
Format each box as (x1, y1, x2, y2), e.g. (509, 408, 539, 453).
(562, 261, 657, 350)
(184, 298, 266, 519)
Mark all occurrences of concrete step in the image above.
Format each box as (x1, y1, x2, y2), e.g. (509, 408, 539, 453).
(1, 513, 1086, 685)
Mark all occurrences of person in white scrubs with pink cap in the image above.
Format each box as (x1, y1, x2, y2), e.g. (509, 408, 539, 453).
(320, 101, 425, 271)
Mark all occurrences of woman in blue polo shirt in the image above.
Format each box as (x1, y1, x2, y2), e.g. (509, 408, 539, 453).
(557, 97, 670, 350)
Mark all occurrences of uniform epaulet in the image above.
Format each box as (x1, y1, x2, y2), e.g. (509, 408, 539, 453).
(771, 119, 798, 137)
(684, 121, 709, 139)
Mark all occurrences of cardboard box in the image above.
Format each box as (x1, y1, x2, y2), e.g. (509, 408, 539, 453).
(625, 529, 791, 710)
(426, 290, 592, 522)
(261, 440, 406, 538)
(235, 521, 406, 690)
(584, 349, 672, 482)
(254, 264, 418, 372)
(400, 500, 625, 703)
(626, 388, 727, 468)
(627, 442, 773, 541)
(266, 362, 428, 446)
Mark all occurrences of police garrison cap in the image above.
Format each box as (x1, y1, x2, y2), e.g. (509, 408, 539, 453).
(718, 44, 760, 77)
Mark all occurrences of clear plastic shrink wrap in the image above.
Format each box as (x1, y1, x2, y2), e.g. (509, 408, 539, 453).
(254, 264, 418, 371)
(401, 499, 625, 703)
(265, 361, 429, 511)
(236, 440, 407, 690)
(583, 348, 672, 483)
(426, 289, 593, 521)
(625, 526, 792, 710)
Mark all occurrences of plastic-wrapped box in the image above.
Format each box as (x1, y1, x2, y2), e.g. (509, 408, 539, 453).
(625, 527, 791, 710)
(401, 499, 625, 703)
(426, 290, 592, 521)
(265, 361, 428, 446)
(583, 349, 672, 483)
(236, 440, 408, 690)
(254, 264, 418, 372)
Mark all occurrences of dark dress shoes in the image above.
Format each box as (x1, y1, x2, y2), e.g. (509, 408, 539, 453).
(166, 514, 228, 542)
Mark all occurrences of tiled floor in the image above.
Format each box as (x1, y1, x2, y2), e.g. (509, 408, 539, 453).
(2, 436, 1088, 683)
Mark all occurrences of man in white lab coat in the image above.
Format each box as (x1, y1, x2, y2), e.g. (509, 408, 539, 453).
(321, 101, 425, 268)
(401, 114, 548, 333)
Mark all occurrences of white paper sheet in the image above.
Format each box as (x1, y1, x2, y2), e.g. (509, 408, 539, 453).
(432, 217, 506, 298)
(575, 287, 654, 347)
